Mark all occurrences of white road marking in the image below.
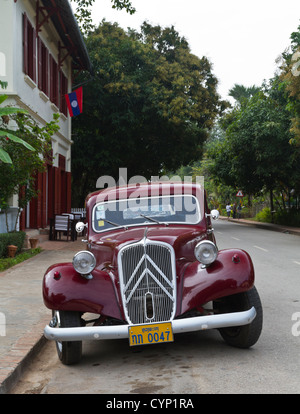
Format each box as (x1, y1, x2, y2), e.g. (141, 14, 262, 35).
(293, 261, 300, 266)
(231, 237, 240, 241)
(253, 245, 269, 252)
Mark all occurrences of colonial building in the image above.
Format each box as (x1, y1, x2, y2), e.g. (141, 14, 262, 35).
(0, 0, 92, 232)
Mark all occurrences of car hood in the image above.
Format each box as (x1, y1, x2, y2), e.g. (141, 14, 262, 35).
(89, 225, 206, 268)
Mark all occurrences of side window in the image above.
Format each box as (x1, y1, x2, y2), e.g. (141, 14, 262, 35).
(49, 54, 59, 106)
(23, 13, 36, 83)
(38, 37, 49, 96)
(59, 70, 68, 116)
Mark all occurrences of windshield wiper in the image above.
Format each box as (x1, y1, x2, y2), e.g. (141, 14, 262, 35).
(102, 218, 127, 230)
(140, 214, 162, 225)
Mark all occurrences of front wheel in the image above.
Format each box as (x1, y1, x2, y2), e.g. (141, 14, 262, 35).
(214, 287, 263, 348)
(53, 310, 82, 365)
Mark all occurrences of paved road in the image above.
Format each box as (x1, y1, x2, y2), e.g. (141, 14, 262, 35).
(11, 220, 300, 394)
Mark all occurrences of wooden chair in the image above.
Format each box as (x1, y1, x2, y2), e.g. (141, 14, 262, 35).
(54, 215, 71, 241)
(73, 213, 82, 221)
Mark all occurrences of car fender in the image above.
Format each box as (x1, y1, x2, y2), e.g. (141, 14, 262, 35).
(42, 263, 123, 320)
(178, 249, 255, 315)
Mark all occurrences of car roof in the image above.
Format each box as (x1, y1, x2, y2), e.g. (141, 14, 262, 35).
(86, 182, 203, 204)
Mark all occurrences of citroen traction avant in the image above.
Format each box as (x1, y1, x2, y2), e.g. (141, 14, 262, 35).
(43, 182, 262, 364)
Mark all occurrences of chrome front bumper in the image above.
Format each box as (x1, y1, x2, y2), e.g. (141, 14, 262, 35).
(44, 307, 256, 342)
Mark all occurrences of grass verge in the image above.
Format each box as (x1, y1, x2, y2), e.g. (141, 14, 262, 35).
(0, 248, 42, 272)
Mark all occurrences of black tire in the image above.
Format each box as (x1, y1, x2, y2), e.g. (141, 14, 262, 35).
(214, 286, 263, 348)
(53, 310, 82, 365)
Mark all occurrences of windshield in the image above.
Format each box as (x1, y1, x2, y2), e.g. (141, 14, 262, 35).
(92, 195, 201, 232)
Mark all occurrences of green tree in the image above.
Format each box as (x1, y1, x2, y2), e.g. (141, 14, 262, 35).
(0, 94, 35, 163)
(207, 81, 300, 216)
(229, 83, 260, 105)
(0, 113, 59, 231)
(72, 21, 226, 205)
(71, 0, 135, 34)
(279, 23, 300, 146)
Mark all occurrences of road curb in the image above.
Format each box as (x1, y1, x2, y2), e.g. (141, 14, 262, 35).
(0, 317, 49, 394)
(0, 237, 83, 394)
(219, 216, 300, 237)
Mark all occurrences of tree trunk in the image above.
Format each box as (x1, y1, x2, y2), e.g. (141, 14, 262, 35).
(14, 208, 21, 232)
(5, 210, 9, 233)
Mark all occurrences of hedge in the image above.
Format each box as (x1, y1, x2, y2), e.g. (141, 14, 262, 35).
(0, 232, 26, 258)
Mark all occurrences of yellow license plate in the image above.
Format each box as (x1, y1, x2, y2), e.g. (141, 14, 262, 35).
(128, 322, 173, 346)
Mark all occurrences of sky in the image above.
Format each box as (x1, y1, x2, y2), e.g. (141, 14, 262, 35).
(84, 0, 300, 102)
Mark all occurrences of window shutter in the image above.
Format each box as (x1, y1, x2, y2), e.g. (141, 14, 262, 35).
(50, 55, 59, 106)
(45, 47, 49, 96)
(32, 27, 36, 83)
(38, 37, 42, 90)
(49, 55, 54, 101)
(59, 71, 68, 116)
(23, 13, 28, 75)
(38, 39, 50, 96)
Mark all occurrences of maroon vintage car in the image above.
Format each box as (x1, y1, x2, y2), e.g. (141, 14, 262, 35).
(43, 182, 262, 364)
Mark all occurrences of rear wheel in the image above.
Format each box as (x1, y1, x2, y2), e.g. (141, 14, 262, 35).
(214, 287, 263, 348)
(53, 310, 82, 365)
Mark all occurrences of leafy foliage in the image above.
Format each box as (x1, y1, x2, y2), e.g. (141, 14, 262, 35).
(0, 112, 59, 231)
(0, 95, 34, 163)
(0, 231, 26, 257)
(228, 84, 260, 105)
(204, 78, 300, 216)
(72, 21, 226, 205)
(279, 23, 300, 146)
(71, 0, 135, 34)
(178, 24, 300, 220)
(0, 248, 41, 271)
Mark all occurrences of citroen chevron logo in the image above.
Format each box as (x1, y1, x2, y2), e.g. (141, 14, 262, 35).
(119, 238, 177, 324)
(124, 252, 174, 304)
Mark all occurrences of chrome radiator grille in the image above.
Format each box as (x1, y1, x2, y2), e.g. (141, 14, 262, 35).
(118, 239, 176, 325)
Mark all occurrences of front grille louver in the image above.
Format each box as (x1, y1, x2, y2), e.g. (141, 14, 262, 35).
(118, 238, 176, 325)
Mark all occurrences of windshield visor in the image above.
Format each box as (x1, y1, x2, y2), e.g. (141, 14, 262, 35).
(92, 195, 201, 232)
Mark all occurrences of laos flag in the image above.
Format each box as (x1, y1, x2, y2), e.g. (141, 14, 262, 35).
(65, 87, 83, 117)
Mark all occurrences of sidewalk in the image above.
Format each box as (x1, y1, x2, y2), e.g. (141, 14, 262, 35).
(220, 216, 300, 237)
(0, 232, 84, 394)
(1, 219, 300, 394)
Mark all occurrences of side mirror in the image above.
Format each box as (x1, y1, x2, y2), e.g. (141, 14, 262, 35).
(76, 221, 87, 233)
(211, 209, 220, 220)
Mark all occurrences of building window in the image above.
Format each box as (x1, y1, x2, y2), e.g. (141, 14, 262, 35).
(50, 54, 59, 107)
(23, 13, 36, 83)
(22, 14, 70, 115)
(59, 71, 68, 116)
(38, 38, 49, 96)
(59, 154, 66, 171)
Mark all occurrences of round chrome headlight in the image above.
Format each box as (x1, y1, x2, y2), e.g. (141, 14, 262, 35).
(194, 241, 218, 265)
(73, 251, 96, 275)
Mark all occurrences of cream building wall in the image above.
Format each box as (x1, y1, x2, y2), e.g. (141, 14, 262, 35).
(0, 0, 79, 231)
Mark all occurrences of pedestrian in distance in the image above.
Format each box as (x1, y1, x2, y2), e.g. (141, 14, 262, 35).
(237, 203, 242, 220)
(232, 203, 237, 219)
(226, 203, 231, 220)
